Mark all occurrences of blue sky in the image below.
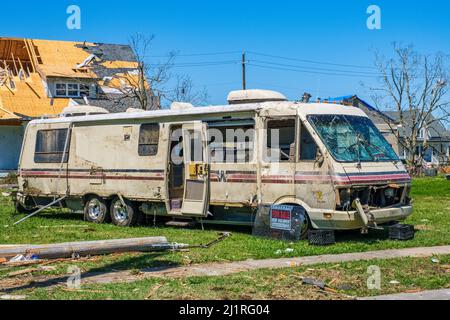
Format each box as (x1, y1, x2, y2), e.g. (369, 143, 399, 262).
(1, 0, 450, 105)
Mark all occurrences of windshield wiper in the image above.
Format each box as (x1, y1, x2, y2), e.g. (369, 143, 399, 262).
(357, 138, 389, 162)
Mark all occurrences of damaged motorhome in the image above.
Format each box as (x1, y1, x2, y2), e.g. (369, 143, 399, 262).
(16, 90, 413, 237)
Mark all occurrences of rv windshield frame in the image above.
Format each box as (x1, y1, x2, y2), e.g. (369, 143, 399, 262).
(307, 114, 400, 163)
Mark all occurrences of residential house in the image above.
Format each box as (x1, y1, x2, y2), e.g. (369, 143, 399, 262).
(323, 95, 450, 166)
(0, 37, 154, 174)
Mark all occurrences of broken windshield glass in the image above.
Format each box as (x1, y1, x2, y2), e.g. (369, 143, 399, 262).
(308, 115, 399, 163)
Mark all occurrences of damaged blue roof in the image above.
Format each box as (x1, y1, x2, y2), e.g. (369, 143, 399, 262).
(324, 95, 397, 122)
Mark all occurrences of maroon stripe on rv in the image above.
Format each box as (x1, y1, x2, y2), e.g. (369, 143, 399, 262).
(21, 172, 165, 181)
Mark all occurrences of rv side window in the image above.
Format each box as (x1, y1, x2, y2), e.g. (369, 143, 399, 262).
(208, 120, 255, 163)
(139, 124, 160, 156)
(34, 129, 69, 163)
(266, 119, 296, 162)
(299, 124, 318, 161)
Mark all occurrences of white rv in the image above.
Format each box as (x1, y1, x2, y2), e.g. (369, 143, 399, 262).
(16, 90, 413, 237)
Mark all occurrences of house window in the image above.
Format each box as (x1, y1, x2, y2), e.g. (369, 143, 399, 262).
(266, 119, 296, 162)
(55, 83, 91, 98)
(139, 124, 160, 156)
(67, 84, 79, 97)
(35, 129, 70, 163)
(80, 84, 90, 97)
(55, 83, 67, 97)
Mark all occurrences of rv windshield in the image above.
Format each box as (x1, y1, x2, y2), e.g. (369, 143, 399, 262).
(308, 115, 399, 163)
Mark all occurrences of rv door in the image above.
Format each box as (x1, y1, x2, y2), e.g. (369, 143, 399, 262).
(181, 122, 210, 217)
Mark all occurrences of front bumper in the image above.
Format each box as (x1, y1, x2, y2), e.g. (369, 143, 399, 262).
(308, 205, 413, 230)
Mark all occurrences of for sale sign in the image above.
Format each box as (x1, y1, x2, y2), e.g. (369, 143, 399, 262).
(270, 205, 293, 231)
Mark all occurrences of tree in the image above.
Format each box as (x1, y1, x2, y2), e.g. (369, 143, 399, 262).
(370, 44, 450, 171)
(119, 34, 175, 110)
(167, 75, 209, 106)
(105, 34, 209, 110)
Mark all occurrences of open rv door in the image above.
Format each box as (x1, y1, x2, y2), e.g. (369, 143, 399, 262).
(181, 122, 210, 217)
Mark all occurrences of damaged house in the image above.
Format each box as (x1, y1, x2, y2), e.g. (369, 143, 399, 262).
(0, 37, 156, 174)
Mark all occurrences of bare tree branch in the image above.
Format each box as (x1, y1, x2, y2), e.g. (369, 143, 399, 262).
(368, 44, 450, 173)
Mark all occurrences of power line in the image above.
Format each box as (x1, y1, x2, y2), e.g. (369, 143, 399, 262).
(147, 60, 239, 68)
(142, 50, 385, 79)
(248, 63, 379, 78)
(248, 51, 377, 70)
(250, 59, 382, 76)
(249, 81, 349, 97)
(145, 50, 241, 58)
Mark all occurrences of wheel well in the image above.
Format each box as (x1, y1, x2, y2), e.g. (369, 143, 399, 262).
(274, 197, 311, 211)
(82, 194, 106, 205)
(273, 201, 312, 223)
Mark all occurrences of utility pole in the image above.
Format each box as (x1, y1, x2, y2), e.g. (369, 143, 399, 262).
(242, 51, 246, 90)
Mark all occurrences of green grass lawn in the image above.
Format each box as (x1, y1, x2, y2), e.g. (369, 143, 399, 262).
(12, 254, 450, 300)
(0, 177, 449, 276)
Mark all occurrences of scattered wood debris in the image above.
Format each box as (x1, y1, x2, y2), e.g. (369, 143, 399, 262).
(0, 294, 27, 300)
(145, 284, 163, 300)
(7, 268, 39, 278)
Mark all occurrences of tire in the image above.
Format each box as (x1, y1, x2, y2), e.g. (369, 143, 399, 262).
(84, 196, 110, 224)
(15, 201, 35, 214)
(296, 207, 311, 240)
(110, 197, 140, 227)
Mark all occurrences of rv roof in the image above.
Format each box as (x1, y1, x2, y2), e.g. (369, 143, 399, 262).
(29, 101, 368, 125)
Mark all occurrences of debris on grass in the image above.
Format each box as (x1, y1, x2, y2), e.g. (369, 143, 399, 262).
(336, 284, 354, 291)
(431, 258, 440, 263)
(0, 294, 26, 300)
(38, 225, 91, 229)
(145, 284, 163, 300)
(39, 266, 57, 272)
(7, 268, 39, 277)
(389, 280, 400, 285)
(302, 278, 326, 290)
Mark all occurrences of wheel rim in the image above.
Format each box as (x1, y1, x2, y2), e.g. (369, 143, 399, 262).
(87, 198, 102, 220)
(113, 201, 129, 223)
(298, 211, 309, 238)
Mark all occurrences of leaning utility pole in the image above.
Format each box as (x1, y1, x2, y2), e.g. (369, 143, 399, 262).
(242, 51, 247, 90)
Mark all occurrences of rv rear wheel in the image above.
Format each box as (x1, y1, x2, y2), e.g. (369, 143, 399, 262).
(110, 198, 140, 227)
(14, 201, 35, 214)
(84, 196, 110, 224)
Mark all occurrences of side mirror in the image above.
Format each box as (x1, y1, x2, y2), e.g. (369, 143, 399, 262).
(315, 150, 325, 167)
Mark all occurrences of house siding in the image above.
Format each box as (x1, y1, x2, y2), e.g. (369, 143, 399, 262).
(0, 125, 25, 171)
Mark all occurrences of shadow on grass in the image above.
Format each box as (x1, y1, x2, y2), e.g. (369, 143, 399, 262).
(335, 229, 390, 244)
(0, 252, 182, 294)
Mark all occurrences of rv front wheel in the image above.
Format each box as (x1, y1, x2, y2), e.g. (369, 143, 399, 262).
(84, 196, 110, 224)
(110, 198, 140, 227)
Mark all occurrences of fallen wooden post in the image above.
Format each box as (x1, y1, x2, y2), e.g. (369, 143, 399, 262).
(0, 237, 188, 260)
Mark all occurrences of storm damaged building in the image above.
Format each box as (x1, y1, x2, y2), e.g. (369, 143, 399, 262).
(0, 37, 155, 174)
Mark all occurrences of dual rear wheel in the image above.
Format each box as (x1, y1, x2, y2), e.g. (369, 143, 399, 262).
(83, 196, 140, 227)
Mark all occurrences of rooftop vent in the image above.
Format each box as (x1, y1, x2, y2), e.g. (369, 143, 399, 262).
(227, 89, 287, 105)
(126, 108, 146, 113)
(171, 102, 194, 111)
(61, 105, 109, 117)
